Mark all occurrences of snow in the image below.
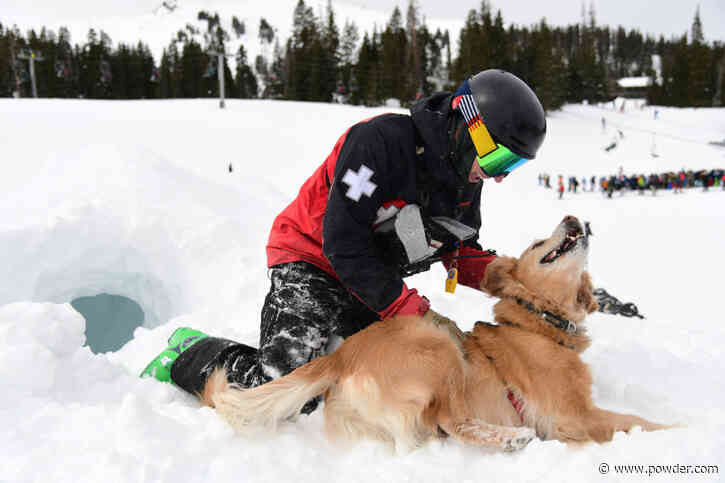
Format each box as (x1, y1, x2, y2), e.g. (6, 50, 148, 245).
(616, 76, 652, 89)
(1, 97, 724, 482)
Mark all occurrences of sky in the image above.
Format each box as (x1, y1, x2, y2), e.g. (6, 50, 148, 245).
(352, 0, 725, 41)
(1, 95, 724, 482)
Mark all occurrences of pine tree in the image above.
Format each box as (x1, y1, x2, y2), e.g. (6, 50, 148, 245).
(453, 9, 485, 83)
(159, 48, 172, 97)
(489, 10, 510, 71)
(691, 6, 704, 44)
(160, 39, 181, 98)
(321, 0, 340, 102)
(405, 0, 422, 101)
(339, 20, 359, 101)
(259, 18, 275, 46)
(670, 35, 690, 107)
(231, 17, 245, 38)
(443, 30, 453, 90)
(268, 39, 285, 99)
(180, 37, 204, 97)
(287, 0, 322, 101)
(79, 28, 113, 99)
(530, 20, 556, 111)
(141, 43, 158, 99)
(55, 27, 76, 97)
(235, 44, 257, 98)
(381, 7, 407, 103)
(0, 24, 13, 96)
(427, 29, 446, 91)
(417, 24, 433, 96)
(579, 6, 606, 103)
(256, 18, 276, 98)
(689, 6, 711, 106)
(713, 45, 725, 106)
(354, 28, 382, 105)
(352, 32, 371, 105)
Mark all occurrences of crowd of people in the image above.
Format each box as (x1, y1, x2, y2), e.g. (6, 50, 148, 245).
(539, 168, 725, 199)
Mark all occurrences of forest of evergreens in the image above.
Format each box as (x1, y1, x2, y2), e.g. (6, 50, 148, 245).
(1, 0, 722, 111)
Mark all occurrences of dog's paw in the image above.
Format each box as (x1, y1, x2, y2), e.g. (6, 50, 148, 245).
(455, 420, 536, 452)
(502, 427, 536, 452)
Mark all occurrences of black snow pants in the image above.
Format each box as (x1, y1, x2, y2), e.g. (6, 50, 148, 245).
(170, 261, 380, 413)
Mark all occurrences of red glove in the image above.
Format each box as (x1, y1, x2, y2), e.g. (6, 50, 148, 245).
(443, 246, 497, 291)
(379, 285, 430, 319)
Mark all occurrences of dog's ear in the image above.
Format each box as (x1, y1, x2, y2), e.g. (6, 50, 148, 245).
(482, 255, 557, 310)
(576, 271, 598, 313)
(481, 256, 542, 304)
(481, 256, 518, 297)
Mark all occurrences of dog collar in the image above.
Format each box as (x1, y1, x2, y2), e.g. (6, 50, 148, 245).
(514, 298, 577, 335)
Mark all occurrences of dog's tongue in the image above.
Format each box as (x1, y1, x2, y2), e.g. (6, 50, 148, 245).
(542, 250, 558, 263)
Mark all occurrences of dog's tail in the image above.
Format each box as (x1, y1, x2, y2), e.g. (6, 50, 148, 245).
(201, 354, 340, 433)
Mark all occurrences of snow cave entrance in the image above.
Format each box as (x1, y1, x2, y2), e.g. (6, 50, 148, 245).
(71, 293, 145, 354)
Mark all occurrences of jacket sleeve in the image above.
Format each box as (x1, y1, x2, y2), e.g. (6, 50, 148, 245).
(442, 245, 497, 291)
(442, 182, 496, 291)
(322, 122, 418, 316)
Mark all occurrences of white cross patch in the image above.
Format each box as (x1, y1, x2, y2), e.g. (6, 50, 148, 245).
(341, 165, 377, 202)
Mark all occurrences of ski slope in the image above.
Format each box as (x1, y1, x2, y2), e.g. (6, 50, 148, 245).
(1, 97, 724, 482)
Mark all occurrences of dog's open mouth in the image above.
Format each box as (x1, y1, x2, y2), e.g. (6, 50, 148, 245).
(540, 222, 587, 264)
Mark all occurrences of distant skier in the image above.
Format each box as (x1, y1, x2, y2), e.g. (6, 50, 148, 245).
(648, 173, 659, 196)
(674, 171, 685, 194)
(637, 175, 646, 195)
(228, 163, 233, 173)
(604, 136, 618, 152)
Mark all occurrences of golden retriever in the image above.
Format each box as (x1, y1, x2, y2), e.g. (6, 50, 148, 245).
(201, 215, 668, 452)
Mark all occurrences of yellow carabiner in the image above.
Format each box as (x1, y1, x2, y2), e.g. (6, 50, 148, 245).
(445, 267, 458, 294)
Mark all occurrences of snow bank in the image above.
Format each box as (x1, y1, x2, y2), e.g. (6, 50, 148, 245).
(1, 98, 723, 483)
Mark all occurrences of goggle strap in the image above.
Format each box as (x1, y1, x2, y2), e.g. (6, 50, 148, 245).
(469, 119, 498, 158)
(452, 80, 498, 158)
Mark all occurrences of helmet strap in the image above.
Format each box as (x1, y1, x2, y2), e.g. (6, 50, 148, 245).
(448, 111, 475, 180)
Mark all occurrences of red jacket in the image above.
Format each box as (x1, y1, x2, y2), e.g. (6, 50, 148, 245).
(267, 97, 495, 318)
(266, 128, 344, 277)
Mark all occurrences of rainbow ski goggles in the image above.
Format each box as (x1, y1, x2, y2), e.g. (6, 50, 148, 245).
(453, 79, 530, 177)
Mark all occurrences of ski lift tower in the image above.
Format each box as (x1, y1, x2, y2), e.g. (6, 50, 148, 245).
(207, 49, 231, 109)
(17, 50, 45, 98)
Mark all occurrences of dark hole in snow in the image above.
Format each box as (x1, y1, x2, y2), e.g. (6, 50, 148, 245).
(71, 293, 144, 354)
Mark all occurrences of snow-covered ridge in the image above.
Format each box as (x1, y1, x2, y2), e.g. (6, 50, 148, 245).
(2, 0, 464, 71)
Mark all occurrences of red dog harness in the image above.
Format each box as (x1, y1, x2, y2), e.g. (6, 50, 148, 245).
(507, 391, 525, 422)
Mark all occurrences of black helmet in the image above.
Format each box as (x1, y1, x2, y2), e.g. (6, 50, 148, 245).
(457, 69, 547, 160)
